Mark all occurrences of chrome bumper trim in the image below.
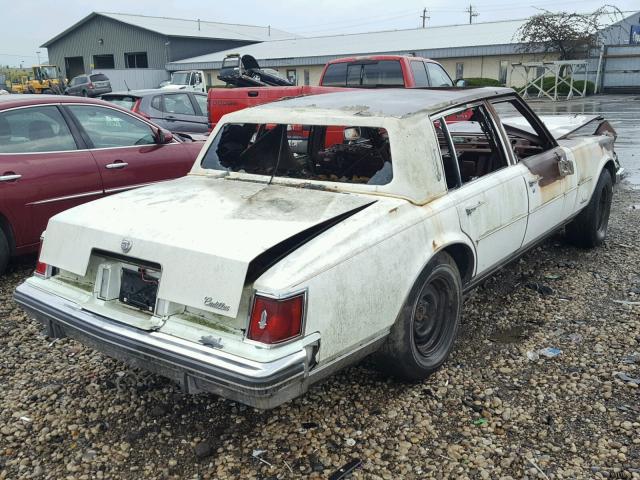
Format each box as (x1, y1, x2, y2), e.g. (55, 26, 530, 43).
(14, 282, 313, 409)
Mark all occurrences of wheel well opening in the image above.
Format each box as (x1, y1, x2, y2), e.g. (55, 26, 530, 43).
(0, 214, 16, 253)
(442, 243, 474, 285)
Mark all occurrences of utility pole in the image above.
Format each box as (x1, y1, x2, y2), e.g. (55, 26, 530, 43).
(421, 8, 430, 28)
(465, 4, 478, 24)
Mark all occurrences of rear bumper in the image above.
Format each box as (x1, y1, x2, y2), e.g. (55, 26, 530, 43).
(14, 282, 317, 409)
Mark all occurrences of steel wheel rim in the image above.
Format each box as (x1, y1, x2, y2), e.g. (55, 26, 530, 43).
(412, 276, 452, 357)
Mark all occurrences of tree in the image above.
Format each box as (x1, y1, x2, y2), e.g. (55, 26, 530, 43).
(516, 6, 624, 60)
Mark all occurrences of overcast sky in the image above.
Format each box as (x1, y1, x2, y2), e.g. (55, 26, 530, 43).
(2, 0, 638, 66)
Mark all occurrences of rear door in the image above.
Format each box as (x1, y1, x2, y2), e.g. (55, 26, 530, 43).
(0, 104, 103, 248)
(64, 104, 192, 194)
(431, 103, 528, 274)
(161, 93, 206, 133)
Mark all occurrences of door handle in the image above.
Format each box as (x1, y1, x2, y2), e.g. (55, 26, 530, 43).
(528, 175, 542, 188)
(166, 115, 176, 120)
(0, 173, 21, 182)
(105, 162, 128, 170)
(465, 201, 485, 215)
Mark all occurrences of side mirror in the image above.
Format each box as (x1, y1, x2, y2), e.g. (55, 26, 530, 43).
(155, 127, 173, 144)
(455, 79, 467, 88)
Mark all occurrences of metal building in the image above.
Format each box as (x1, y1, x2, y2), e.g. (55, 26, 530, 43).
(42, 12, 296, 89)
(168, 12, 638, 90)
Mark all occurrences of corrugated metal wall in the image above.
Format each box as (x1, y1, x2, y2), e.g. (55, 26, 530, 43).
(601, 45, 640, 92)
(167, 38, 252, 64)
(92, 69, 169, 91)
(46, 15, 168, 77)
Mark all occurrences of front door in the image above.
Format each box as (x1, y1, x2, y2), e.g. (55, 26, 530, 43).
(488, 97, 576, 246)
(63, 104, 192, 194)
(0, 105, 102, 248)
(520, 146, 576, 245)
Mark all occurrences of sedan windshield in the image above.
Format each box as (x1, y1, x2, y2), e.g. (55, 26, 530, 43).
(201, 123, 393, 185)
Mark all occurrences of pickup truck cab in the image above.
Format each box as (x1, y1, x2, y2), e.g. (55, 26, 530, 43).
(208, 55, 457, 127)
(162, 70, 206, 93)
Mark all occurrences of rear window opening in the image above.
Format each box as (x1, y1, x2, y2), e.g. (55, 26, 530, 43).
(90, 74, 109, 82)
(101, 95, 137, 110)
(322, 60, 405, 88)
(201, 123, 393, 185)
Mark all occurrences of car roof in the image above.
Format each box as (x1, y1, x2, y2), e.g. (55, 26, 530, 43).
(104, 89, 205, 97)
(328, 54, 439, 64)
(0, 94, 118, 110)
(249, 87, 515, 118)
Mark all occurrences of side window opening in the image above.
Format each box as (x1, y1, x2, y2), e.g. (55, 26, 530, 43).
(432, 119, 461, 190)
(491, 99, 554, 160)
(434, 104, 508, 187)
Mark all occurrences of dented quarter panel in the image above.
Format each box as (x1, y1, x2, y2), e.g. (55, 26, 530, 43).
(255, 194, 473, 363)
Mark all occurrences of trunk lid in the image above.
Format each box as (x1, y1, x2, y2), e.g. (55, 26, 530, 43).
(41, 176, 373, 318)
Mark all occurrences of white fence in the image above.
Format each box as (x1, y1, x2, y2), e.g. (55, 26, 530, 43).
(92, 69, 169, 91)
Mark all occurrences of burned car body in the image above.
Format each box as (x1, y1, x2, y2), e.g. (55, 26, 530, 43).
(15, 88, 621, 408)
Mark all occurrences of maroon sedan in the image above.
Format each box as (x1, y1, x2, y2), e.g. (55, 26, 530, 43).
(0, 95, 204, 274)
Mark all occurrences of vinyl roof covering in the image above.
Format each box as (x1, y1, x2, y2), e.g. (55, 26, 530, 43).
(42, 12, 297, 47)
(234, 87, 515, 119)
(171, 18, 530, 65)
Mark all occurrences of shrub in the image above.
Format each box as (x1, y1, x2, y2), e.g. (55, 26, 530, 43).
(464, 77, 503, 87)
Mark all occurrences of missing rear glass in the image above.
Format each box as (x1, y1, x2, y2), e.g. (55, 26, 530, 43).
(201, 123, 393, 185)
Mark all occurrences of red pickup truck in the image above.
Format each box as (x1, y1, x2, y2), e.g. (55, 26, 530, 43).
(208, 55, 458, 127)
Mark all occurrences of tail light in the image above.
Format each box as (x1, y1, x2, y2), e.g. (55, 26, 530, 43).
(131, 99, 150, 119)
(247, 293, 305, 344)
(35, 236, 52, 278)
(88, 82, 94, 89)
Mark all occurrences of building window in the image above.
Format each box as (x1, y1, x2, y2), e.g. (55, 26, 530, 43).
(93, 54, 114, 69)
(455, 62, 464, 80)
(207, 73, 212, 87)
(499, 60, 509, 85)
(304, 69, 310, 86)
(124, 52, 148, 69)
(286, 69, 297, 85)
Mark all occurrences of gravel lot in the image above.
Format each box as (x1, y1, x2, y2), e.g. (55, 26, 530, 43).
(2, 107, 640, 479)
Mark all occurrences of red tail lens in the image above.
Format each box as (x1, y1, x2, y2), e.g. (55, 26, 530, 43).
(248, 294, 304, 344)
(35, 237, 50, 278)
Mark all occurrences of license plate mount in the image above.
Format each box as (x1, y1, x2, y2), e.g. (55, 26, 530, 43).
(119, 267, 159, 313)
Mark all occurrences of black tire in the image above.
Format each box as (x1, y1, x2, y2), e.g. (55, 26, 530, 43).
(81, 90, 88, 97)
(0, 229, 9, 276)
(377, 252, 462, 380)
(566, 169, 613, 248)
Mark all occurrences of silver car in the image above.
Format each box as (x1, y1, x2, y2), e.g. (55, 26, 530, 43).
(65, 73, 112, 97)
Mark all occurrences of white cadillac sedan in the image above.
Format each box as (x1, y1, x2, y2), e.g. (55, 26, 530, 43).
(15, 88, 622, 408)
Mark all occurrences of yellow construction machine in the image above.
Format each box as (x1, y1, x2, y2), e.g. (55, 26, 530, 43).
(9, 65, 66, 94)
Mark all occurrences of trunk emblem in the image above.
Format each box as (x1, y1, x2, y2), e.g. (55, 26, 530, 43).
(120, 238, 133, 253)
(258, 309, 268, 330)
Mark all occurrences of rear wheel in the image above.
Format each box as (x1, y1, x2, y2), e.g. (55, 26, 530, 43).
(566, 169, 613, 248)
(377, 252, 462, 380)
(81, 90, 88, 97)
(0, 229, 9, 276)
